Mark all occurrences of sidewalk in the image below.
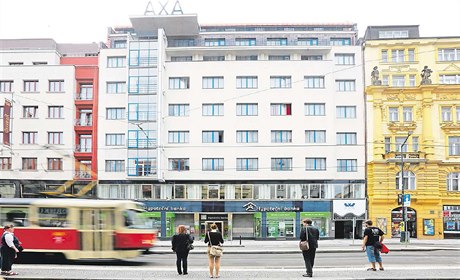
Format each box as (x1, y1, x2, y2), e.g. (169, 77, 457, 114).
(149, 238, 460, 254)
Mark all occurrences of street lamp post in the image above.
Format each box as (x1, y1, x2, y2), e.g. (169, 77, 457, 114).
(400, 131, 412, 243)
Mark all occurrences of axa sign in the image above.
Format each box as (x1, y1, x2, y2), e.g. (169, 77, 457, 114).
(344, 202, 356, 207)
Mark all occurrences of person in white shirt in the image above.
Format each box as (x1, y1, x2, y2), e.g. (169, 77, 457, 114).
(1, 224, 20, 276)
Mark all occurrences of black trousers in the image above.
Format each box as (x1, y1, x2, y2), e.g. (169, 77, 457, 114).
(1, 247, 15, 271)
(176, 251, 189, 274)
(302, 248, 317, 275)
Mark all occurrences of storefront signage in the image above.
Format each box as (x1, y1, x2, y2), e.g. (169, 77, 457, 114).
(332, 200, 366, 220)
(144, 206, 186, 212)
(243, 202, 300, 212)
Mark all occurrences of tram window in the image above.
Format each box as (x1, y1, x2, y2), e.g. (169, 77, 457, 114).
(123, 209, 149, 229)
(0, 208, 29, 227)
(38, 207, 68, 227)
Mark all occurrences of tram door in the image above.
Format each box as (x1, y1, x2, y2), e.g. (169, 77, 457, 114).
(80, 209, 114, 255)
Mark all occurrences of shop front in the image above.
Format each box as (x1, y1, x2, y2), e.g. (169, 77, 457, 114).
(391, 207, 417, 238)
(443, 205, 460, 239)
(300, 212, 331, 238)
(332, 200, 366, 239)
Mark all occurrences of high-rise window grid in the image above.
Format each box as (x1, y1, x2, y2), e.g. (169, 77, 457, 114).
(236, 103, 258, 116)
(49, 80, 64, 92)
(202, 104, 224, 116)
(270, 76, 291, 88)
(236, 76, 258, 89)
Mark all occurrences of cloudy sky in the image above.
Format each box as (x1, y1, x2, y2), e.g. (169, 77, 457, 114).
(0, 0, 459, 43)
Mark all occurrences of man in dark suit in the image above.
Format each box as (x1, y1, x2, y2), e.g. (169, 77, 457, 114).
(300, 218, 320, 277)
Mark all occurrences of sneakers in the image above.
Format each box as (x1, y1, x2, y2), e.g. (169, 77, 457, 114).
(366, 268, 377, 271)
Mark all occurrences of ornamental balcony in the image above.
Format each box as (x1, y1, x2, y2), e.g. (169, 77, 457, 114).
(440, 121, 460, 132)
(387, 121, 417, 133)
(383, 151, 427, 163)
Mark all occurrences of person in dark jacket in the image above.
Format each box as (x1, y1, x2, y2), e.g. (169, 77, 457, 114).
(171, 225, 194, 275)
(299, 218, 320, 277)
(204, 223, 224, 278)
(1, 224, 20, 276)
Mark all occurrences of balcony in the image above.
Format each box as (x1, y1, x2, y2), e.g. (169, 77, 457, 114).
(440, 121, 460, 132)
(75, 93, 93, 101)
(387, 121, 417, 133)
(74, 171, 92, 180)
(383, 151, 427, 163)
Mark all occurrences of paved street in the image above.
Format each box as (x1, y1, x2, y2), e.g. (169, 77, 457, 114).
(5, 239, 460, 279)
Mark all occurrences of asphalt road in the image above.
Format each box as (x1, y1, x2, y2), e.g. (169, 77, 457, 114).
(9, 251, 460, 279)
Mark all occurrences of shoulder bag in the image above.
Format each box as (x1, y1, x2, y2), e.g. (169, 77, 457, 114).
(186, 234, 194, 251)
(299, 227, 310, 251)
(208, 232, 223, 257)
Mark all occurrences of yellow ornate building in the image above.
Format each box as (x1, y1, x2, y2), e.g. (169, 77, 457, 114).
(364, 26, 460, 239)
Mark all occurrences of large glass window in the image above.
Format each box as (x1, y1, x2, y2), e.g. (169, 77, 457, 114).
(236, 103, 258, 116)
(396, 171, 416, 190)
(271, 130, 292, 143)
(336, 106, 356, 119)
(271, 158, 292, 171)
(236, 130, 258, 143)
(169, 159, 190, 171)
(304, 76, 325, 88)
(202, 104, 224, 116)
(447, 173, 460, 191)
(202, 77, 224, 89)
(270, 76, 291, 88)
(337, 159, 357, 172)
(236, 76, 258, 89)
(305, 158, 326, 171)
(202, 158, 224, 171)
(306, 130, 326, 143)
(169, 77, 190, 89)
(236, 158, 258, 171)
(449, 136, 460, 156)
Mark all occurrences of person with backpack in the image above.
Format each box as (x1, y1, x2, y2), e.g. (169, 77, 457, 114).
(171, 225, 194, 275)
(362, 219, 385, 271)
(1, 224, 20, 276)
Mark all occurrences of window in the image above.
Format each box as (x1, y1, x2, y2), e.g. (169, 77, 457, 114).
(168, 158, 190, 171)
(202, 131, 224, 143)
(335, 80, 355, 92)
(457, 107, 460, 122)
(330, 38, 351, 46)
(403, 107, 413, 122)
(204, 38, 225, 46)
(168, 131, 189, 143)
(305, 103, 325, 116)
(409, 75, 416, 86)
(335, 54, 355, 65)
(106, 134, 125, 146)
(266, 38, 287, 46)
(49, 80, 64, 92)
(301, 55, 322, 61)
(236, 55, 258, 61)
(203, 56, 225, 61)
(440, 74, 460, 84)
(412, 136, 419, 152)
(268, 55, 290, 61)
(382, 75, 389, 86)
(449, 136, 460, 156)
(171, 56, 193, 62)
(0, 132, 11, 145)
(174, 185, 186, 199)
(396, 171, 416, 190)
(168, 104, 189, 116)
(381, 50, 388, 63)
(106, 108, 125, 120)
(392, 75, 405, 87)
(385, 137, 391, 153)
(23, 106, 38, 118)
(389, 107, 399, 121)
(236, 130, 258, 143)
(297, 38, 318, 46)
(0, 81, 13, 92)
(236, 103, 258, 116)
(48, 106, 63, 119)
(271, 158, 292, 171)
(306, 158, 326, 171)
(127, 130, 156, 148)
(128, 103, 156, 121)
(442, 107, 452, 122)
(235, 38, 256, 46)
(202, 104, 224, 116)
(172, 39, 195, 47)
(337, 159, 357, 172)
(47, 158, 63, 171)
(127, 158, 156, 176)
(202, 158, 224, 171)
(0, 157, 12, 170)
(306, 130, 326, 143)
(270, 103, 291, 116)
(378, 30, 409, 39)
(270, 76, 291, 88)
(23, 80, 39, 92)
(113, 40, 127, 48)
(169, 77, 190, 89)
(336, 106, 356, 119)
(408, 49, 415, 62)
(107, 82, 126, 94)
(438, 48, 460, 61)
(107, 56, 126, 68)
(447, 173, 460, 191)
(304, 76, 325, 88)
(395, 137, 408, 152)
(38, 207, 68, 227)
(236, 76, 258, 89)
(337, 133, 357, 145)
(105, 160, 125, 172)
(48, 132, 63, 145)
(271, 130, 292, 143)
(392, 49, 405, 62)
(22, 158, 37, 170)
(236, 158, 258, 171)
(22, 132, 38, 144)
(78, 84, 93, 100)
(202, 77, 224, 89)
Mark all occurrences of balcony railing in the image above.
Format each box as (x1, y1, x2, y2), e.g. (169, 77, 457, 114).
(75, 93, 93, 100)
(387, 121, 417, 132)
(74, 171, 92, 179)
(75, 119, 93, 126)
(383, 151, 427, 163)
(75, 145, 92, 153)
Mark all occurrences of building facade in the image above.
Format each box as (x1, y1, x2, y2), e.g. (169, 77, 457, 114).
(96, 13, 366, 239)
(364, 26, 460, 239)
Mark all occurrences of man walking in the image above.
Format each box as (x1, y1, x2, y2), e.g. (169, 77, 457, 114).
(362, 219, 385, 271)
(300, 218, 320, 277)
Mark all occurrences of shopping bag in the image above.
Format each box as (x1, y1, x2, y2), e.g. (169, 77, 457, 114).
(380, 243, 390, 254)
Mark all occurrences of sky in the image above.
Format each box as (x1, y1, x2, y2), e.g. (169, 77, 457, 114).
(0, 0, 459, 44)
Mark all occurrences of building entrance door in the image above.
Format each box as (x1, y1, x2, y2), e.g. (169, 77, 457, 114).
(204, 221, 224, 237)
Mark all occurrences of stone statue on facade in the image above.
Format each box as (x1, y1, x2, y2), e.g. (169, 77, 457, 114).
(371, 66, 382, 85)
(421, 66, 433, 85)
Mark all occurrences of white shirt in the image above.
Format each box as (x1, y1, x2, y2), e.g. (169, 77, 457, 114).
(3, 232, 15, 248)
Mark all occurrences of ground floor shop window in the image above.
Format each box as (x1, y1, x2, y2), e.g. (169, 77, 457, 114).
(443, 205, 460, 239)
(300, 212, 330, 237)
(266, 212, 295, 238)
(143, 212, 162, 237)
(391, 207, 416, 238)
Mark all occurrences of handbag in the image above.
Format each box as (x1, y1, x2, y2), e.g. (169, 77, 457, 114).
(299, 227, 310, 251)
(186, 235, 194, 251)
(207, 232, 223, 257)
(380, 243, 390, 254)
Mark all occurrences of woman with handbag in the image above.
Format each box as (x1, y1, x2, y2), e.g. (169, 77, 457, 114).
(204, 223, 224, 278)
(171, 225, 194, 275)
(1, 224, 20, 276)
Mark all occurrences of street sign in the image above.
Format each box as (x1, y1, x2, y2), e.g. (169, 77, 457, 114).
(403, 194, 411, 207)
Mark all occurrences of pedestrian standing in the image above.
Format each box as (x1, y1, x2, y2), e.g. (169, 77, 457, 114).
(204, 223, 224, 278)
(361, 219, 385, 271)
(171, 225, 194, 275)
(1, 224, 20, 276)
(300, 218, 320, 277)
